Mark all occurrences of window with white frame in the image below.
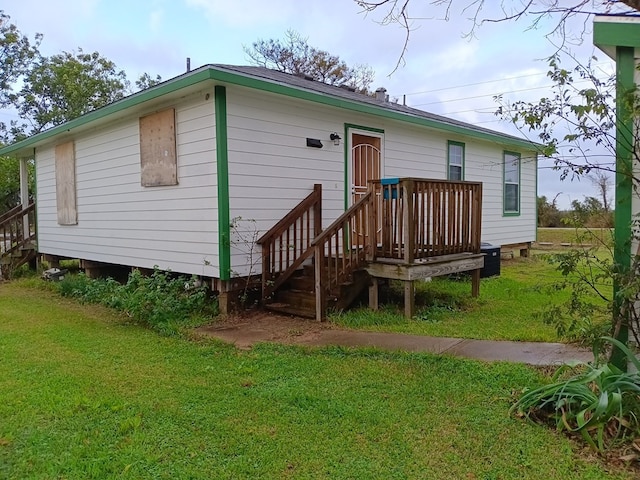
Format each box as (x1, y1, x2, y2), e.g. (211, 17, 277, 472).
(503, 151, 520, 215)
(447, 141, 464, 180)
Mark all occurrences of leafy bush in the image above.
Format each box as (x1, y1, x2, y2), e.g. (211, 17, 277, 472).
(538, 245, 613, 346)
(511, 337, 640, 452)
(56, 268, 217, 334)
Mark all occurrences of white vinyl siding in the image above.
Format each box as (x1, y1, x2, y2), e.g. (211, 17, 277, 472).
(224, 86, 536, 275)
(383, 125, 536, 246)
(36, 90, 219, 276)
(226, 87, 346, 276)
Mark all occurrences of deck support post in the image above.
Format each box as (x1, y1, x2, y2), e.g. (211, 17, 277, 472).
(369, 277, 379, 310)
(471, 269, 480, 298)
(404, 280, 415, 318)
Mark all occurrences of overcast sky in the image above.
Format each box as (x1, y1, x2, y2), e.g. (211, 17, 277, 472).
(4, 0, 619, 209)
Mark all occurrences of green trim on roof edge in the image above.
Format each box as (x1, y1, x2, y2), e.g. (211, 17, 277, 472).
(0, 68, 217, 157)
(212, 69, 537, 150)
(594, 18, 640, 50)
(0, 65, 538, 157)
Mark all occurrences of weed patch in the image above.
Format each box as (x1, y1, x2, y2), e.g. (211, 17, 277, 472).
(55, 268, 218, 335)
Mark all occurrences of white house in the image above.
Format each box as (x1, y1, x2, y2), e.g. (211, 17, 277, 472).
(0, 64, 539, 315)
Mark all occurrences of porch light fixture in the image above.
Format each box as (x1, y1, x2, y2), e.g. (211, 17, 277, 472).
(330, 132, 341, 146)
(306, 138, 323, 148)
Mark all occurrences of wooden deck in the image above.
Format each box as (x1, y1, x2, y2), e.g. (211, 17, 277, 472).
(366, 252, 484, 318)
(260, 178, 484, 320)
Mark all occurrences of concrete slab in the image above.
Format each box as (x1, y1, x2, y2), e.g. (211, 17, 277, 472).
(444, 339, 593, 365)
(301, 330, 463, 354)
(197, 313, 595, 366)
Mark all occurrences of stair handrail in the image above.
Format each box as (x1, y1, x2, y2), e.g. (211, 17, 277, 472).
(257, 184, 322, 301)
(0, 204, 24, 225)
(311, 191, 374, 321)
(0, 201, 36, 258)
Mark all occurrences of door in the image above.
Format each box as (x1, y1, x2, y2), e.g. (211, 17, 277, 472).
(351, 133, 381, 205)
(350, 132, 383, 245)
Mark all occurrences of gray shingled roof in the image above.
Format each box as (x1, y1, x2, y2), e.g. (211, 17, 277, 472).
(0, 63, 537, 158)
(210, 64, 533, 146)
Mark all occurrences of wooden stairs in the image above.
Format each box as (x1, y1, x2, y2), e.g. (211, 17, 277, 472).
(257, 179, 483, 321)
(0, 202, 37, 279)
(258, 184, 374, 320)
(265, 261, 370, 318)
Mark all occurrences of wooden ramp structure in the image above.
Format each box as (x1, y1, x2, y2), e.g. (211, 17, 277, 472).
(259, 178, 483, 320)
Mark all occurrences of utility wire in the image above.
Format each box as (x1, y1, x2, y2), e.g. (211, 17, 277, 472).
(399, 62, 612, 98)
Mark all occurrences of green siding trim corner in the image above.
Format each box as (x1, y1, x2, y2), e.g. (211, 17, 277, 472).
(534, 153, 539, 240)
(611, 46, 635, 364)
(614, 47, 634, 271)
(215, 85, 231, 281)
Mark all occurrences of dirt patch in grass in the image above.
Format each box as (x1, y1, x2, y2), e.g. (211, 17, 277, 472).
(196, 310, 336, 349)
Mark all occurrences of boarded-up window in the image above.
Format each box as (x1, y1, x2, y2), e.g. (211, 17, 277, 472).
(55, 141, 77, 225)
(139, 108, 177, 186)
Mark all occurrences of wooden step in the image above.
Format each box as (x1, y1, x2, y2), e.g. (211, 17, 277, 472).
(273, 288, 316, 309)
(265, 287, 317, 318)
(264, 301, 315, 318)
(284, 273, 314, 292)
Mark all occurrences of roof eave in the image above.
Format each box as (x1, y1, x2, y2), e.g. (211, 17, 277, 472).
(0, 65, 539, 157)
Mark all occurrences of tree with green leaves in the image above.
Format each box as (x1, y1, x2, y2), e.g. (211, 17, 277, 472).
(13, 49, 130, 136)
(135, 72, 163, 91)
(245, 30, 374, 93)
(0, 10, 41, 108)
(0, 11, 161, 212)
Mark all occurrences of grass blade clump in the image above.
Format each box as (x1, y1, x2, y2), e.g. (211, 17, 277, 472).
(511, 337, 640, 452)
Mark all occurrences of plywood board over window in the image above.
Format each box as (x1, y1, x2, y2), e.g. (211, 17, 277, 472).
(139, 108, 177, 186)
(55, 141, 77, 225)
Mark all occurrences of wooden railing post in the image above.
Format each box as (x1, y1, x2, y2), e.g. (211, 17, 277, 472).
(403, 179, 415, 264)
(473, 184, 482, 253)
(366, 182, 376, 261)
(257, 184, 323, 302)
(314, 243, 325, 321)
(313, 183, 322, 237)
(261, 247, 270, 302)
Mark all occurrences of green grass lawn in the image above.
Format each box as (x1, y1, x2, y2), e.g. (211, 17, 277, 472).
(331, 252, 610, 342)
(0, 281, 632, 479)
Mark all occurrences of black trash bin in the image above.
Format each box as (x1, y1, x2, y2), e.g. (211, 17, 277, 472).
(480, 242, 500, 278)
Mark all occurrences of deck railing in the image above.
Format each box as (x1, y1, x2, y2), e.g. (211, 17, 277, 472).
(257, 184, 322, 300)
(311, 191, 374, 320)
(259, 178, 482, 320)
(0, 202, 36, 258)
(369, 178, 482, 262)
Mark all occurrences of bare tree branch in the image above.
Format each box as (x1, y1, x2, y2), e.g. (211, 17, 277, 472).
(355, 1, 640, 68)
